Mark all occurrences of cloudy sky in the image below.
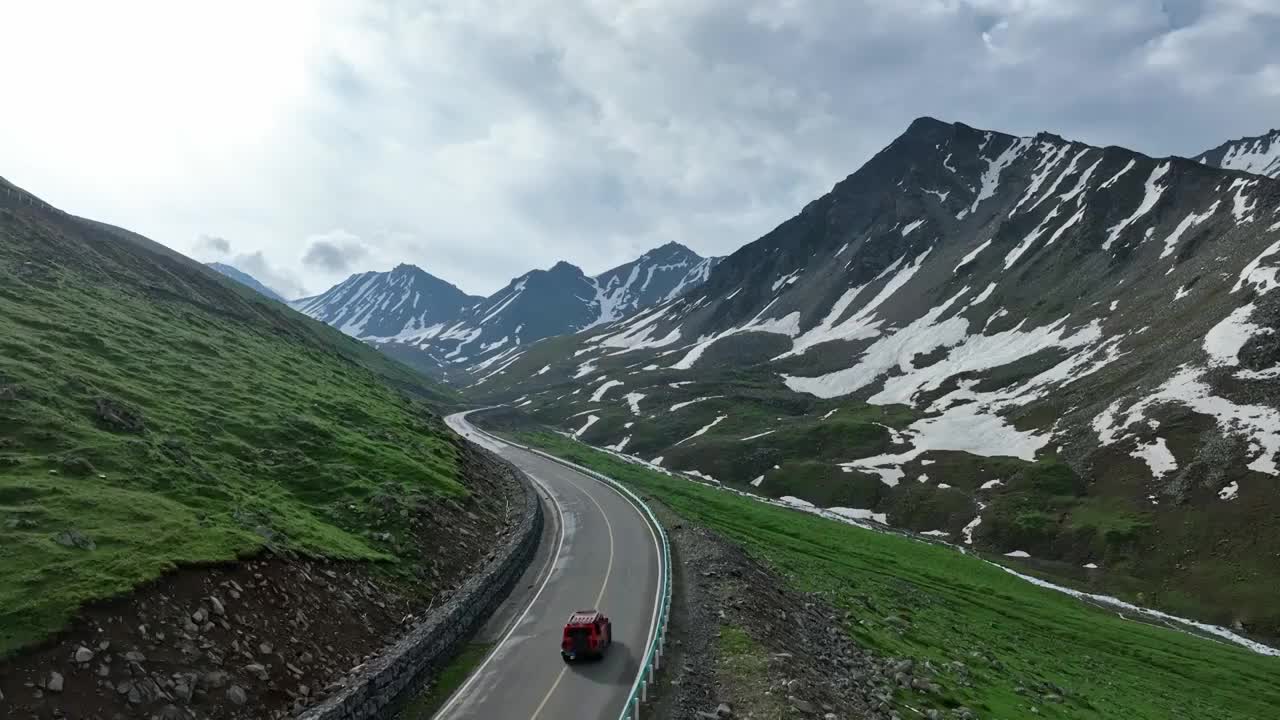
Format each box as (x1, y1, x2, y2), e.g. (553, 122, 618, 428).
(2, 1, 1278, 298)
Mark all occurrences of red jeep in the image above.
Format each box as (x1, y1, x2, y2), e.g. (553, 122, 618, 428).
(561, 609, 612, 662)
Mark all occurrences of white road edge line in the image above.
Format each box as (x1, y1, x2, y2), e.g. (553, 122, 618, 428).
(431, 469, 567, 720)
(584, 465, 663, 707)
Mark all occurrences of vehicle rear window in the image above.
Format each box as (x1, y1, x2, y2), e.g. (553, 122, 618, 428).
(567, 628, 590, 641)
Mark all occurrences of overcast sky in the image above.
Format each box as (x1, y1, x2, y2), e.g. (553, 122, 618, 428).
(2, 1, 1277, 298)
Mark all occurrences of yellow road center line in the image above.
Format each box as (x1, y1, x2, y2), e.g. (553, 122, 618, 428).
(529, 477, 616, 720)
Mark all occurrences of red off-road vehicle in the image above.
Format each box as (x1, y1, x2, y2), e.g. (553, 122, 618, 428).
(561, 609, 612, 662)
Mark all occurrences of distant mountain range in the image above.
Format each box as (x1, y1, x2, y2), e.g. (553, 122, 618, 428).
(206, 262, 287, 302)
(286, 241, 719, 379)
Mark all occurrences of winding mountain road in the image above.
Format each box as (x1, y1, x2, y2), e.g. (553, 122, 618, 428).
(436, 411, 662, 720)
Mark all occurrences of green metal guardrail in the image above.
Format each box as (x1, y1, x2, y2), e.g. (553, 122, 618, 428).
(466, 424, 673, 719)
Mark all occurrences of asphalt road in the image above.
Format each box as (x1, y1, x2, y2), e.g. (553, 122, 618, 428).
(436, 412, 662, 720)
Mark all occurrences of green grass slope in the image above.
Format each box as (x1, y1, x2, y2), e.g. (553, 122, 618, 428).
(0, 200, 465, 657)
(511, 430, 1279, 720)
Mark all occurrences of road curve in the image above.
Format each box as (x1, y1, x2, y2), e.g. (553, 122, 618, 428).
(436, 411, 662, 720)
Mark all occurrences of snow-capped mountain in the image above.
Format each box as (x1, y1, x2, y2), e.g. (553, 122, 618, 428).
(292, 243, 719, 379)
(591, 242, 721, 328)
(470, 117, 1280, 634)
(1197, 128, 1280, 179)
(206, 262, 287, 302)
(291, 264, 481, 342)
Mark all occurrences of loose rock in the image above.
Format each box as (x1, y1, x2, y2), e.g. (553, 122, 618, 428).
(202, 671, 229, 690)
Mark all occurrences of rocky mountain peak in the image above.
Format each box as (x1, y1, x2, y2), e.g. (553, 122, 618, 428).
(547, 260, 586, 276)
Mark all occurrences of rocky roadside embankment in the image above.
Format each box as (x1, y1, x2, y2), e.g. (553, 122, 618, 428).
(0, 441, 526, 720)
(649, 507, 989, 720)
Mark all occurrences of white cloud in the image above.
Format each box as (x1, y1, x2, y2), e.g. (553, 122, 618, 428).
(2, 0, 1279, 297)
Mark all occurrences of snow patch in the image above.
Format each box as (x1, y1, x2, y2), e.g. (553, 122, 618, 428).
(573, 414, 600, 439)
(954, 239, 992, 272)
(1102, 163, 1169, 251)
(828, 508, 888, 524)
(1093, 366, 1280, 475)
(1099, 159, 1136, 189)
(1232, 238, 1280, 295)
(1160, 202, 1220, 259)
(670, 396, 723, 412)
(962, 505, 986, 545)
(968, 137, 1033, 215)
(781, 250, 932, 359)
(623, 392, 646, 415)
(573, 360, 598, 379)
(674, 415, 728, 445)
(1204, 304, 1272, 371)
(1210, 136, 1280, 177)
(969, 283, 997, 306)
(672, 300, 803, 369)
(1229, 178, 1259, 223)
(684, 469, 721, 485)
(772, 271, 802, 292)
(1130, 437, 1177, 478)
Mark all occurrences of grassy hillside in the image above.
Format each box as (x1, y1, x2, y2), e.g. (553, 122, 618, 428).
(500, 371, 1280, 639)
(0, 201, 466, 657)
(506, 429, 1280, 720)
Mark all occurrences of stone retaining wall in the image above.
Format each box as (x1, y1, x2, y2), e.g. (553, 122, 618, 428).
(297, 459, 544, 720)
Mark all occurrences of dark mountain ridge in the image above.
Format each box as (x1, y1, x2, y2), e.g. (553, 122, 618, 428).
(1196, 128, 1280, 179)
(466, 116, 1280, 637)
(206, 262, 287, 302)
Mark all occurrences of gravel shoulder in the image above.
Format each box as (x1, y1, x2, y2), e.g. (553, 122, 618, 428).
(649, 502, 897, 720)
